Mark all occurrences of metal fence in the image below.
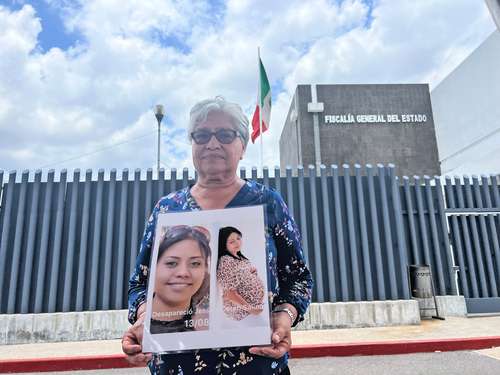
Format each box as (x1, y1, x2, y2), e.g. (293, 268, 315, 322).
(399, 175, 457, 297)
(0, 166, 499, 314)
(443, 175, 500, 313)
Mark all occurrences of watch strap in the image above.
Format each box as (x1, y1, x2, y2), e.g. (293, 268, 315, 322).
(272, 307, 295, 324)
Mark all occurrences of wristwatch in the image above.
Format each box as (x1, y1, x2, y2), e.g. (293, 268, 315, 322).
(272, 307, 295, 324)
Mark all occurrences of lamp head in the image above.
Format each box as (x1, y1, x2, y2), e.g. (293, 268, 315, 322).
(154, 104, 164, 123)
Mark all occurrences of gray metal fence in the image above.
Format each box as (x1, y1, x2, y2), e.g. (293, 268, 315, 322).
(399, 175, 457, 297)
(0, 166, 499, 314)
(0, 168, 196, 314)
(443, 175, 500, 313)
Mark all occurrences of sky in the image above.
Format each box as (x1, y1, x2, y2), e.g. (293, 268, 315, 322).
(0, 0, 496, 178)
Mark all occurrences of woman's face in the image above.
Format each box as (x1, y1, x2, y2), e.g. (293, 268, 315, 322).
(154, 239, 206, 309)
(192, 111, 245, 178)
(226, 232, 242, 256)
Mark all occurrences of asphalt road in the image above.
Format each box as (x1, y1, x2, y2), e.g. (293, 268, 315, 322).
(10, 350, 500, 375)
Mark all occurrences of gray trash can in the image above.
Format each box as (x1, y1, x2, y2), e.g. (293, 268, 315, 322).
(408, 264, 444, 320)
(409, 265, 433, 298)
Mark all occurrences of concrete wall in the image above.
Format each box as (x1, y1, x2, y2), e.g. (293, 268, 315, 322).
(485, 0, 500, 30)
(431, 30, 500, 175)
(297, 300, 420, 330)
(279, 88, 302, 171)
(280, 84, 441, 176)
(296, 85, 315, 168)
(1, 298, 468, 344)
(418, 296, 468, 319)
(0, 310, 128, 345)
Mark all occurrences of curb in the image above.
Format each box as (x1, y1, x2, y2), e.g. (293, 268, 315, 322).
(0, 354, 136, 373)
(1, 336, 500, 373)
(290, 336, 500, 358)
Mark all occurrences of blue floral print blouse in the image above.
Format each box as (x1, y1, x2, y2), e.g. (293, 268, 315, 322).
(128, 179, 313, 374)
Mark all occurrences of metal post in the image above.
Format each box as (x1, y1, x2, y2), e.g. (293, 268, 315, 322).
(308, 84, 324, 171)
(154, 105, 165, 174)
(157, 120, 160, 172)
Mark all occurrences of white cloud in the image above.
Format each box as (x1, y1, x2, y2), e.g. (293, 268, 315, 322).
(0, 4, 40, 55)
(0, 0, 496, 177)
(287, 0, 495, 88)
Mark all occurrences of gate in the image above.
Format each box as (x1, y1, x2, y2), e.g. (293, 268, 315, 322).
(444, 175, 500, 314)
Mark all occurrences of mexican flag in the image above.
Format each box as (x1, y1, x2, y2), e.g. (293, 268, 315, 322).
(251, 57, 271, 143)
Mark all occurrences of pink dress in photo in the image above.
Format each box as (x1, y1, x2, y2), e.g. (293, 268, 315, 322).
(217, 255, 265, 320)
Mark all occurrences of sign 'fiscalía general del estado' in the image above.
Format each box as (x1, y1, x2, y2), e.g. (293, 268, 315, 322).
(324, 113, 428, 124)
(279, 84, 441, 176)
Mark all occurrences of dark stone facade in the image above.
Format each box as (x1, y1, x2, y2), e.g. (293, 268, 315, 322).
(279, 84, 441, 176)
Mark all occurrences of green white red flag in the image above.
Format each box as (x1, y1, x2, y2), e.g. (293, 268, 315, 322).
(251, 57, 271, 143)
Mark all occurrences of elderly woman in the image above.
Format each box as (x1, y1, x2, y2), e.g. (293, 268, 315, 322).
(122, 97, 313, 375)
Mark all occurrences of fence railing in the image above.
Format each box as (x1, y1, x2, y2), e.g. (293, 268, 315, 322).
(444, 175, 500, 300)
(0, 166, 499, 314)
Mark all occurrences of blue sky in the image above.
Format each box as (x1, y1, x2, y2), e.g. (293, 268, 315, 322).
(1, 0, 82, 51)
(0, 0, 496, 175)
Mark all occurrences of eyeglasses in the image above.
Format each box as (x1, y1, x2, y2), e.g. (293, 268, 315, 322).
(191, 129, 240, 145)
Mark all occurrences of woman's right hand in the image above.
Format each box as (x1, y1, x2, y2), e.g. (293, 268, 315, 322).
(122, 303, 152, 366)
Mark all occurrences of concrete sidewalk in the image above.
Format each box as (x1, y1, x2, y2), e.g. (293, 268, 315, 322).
(1, 316, 500, 372)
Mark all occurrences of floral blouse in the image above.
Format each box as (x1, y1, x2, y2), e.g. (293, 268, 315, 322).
(217, 255, 265, 321)
(128, 180, 313, 375)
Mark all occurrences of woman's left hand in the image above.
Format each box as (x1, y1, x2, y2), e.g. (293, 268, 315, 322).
(248, 310, 292, 358)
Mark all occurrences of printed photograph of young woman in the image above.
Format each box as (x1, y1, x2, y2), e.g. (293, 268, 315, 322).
(216, 226, 265, 322)
(150, 225, 211, 334)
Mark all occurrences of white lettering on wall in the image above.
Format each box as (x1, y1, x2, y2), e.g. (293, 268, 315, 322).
(323, 113, 428, 125)
(324, 114, 356, 124)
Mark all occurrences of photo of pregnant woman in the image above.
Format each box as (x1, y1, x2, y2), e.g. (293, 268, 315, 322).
(216, 226, 266, 325)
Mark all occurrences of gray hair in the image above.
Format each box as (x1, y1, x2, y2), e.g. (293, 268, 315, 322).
(188, 96, 249, 148)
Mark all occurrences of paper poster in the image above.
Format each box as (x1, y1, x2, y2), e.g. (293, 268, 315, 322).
(142, 205, 271, 353)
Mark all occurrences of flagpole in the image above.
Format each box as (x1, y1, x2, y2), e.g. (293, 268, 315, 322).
(258, 47, 263, 172)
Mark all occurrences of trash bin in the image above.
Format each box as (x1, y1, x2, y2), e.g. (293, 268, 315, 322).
(407, 264, 444, 320)
(408, 265, 433, 299)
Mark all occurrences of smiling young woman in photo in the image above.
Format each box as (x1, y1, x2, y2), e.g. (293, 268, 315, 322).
(150, 225, 211, 334)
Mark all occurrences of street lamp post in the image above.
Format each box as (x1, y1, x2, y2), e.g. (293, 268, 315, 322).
(154, 104, 165, 174)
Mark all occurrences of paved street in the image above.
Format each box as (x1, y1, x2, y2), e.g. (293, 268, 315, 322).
(10, 349, 500, 375)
